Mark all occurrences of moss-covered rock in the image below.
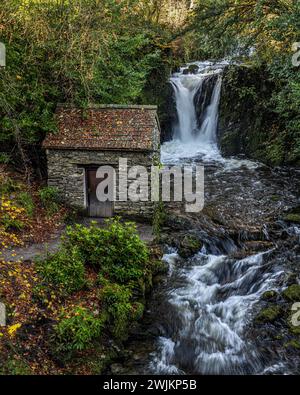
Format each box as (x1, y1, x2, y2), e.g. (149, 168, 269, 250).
(282, 284, 300, 302)
(283, 206, 300, 224)
(254, 305, 282, 324)
(261, 290, 278, 301)
(283, 214, 300, 224)
(178, 235, 202, 258)
(289, 324, 300, 336)
(182, 64, 199, 74)
(284, 340, 300, 350)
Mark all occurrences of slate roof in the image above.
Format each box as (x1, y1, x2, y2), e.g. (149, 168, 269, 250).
(43, 104, 160, 151)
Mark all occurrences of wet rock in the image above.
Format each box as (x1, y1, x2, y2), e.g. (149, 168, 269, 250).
(110, 363, 125, 374)
(153, 274, 166, 285)
(188, 64, 199, 74)
(182, 65, 199, 75)
(243, 240, 274, 253)
(284, 272, 299, 286)
(133, 352, 146, 361)
(194, 74, 218, 127)
(165, 214, 194, 231)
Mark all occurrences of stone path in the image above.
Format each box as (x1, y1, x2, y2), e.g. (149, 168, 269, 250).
(2, 219, 154, 263)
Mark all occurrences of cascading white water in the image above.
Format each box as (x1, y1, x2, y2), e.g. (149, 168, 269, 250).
(150, 250, 285, 375)
(170, 76, 203, 142)
(198, 76, 222, 143)
(162, 62, 226, 163)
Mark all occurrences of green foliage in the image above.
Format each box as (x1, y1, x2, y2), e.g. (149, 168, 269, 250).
(99, 282, 143, 340)
(39, 186, 60, 215)
(36, 246, 86, 295)
(16, 192, 34, 217)
(192, 0, 300, 60)
(153, 201, 166, 238)
(1, 217, 24, 232)
(0, 0, 174, 170)
(93, 34, 161, 104)
(54, 307, 105, 351)
(0, 153, 10, 164)
(33, 217, 156, 350)
(0, 176, 22, 196)
(65, 218, 149, 283)
(0, 356, 31, 375)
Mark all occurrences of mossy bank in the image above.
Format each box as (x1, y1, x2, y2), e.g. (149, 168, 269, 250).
(218, 64, 300, 167)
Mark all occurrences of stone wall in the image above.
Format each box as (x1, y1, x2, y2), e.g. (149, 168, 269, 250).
(46, 148, 160, 220)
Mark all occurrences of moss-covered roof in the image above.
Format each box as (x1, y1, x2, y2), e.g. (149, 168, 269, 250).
(43, 104, 160, 152)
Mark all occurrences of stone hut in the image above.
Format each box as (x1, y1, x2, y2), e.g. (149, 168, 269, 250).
(43, 104, 161, 218)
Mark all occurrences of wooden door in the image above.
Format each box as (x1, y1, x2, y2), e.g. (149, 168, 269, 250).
(87, 169, 114, 217)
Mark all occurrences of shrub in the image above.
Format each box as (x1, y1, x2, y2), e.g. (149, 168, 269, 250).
(0, 153, 10, 165)
(54, 307, 105, 351)
(0, 176, 22, 195)
(131, 302, 144, 321)
(64, 222, 102, 264)
(0, 198, 26, 231)
(1, 215, 24, 232)
(39, 186, 60, 215)
(99, 282, 143, 341)
(65, 218, 149, 283)
(36, 246, 86, 295)
(16, 192, 34, 217)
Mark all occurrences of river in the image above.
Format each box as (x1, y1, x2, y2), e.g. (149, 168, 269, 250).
(115, 62, 300, 375)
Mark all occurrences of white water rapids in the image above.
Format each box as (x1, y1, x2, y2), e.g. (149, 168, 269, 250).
(149, 62, 290, 375)
(150, 250, 284, 375)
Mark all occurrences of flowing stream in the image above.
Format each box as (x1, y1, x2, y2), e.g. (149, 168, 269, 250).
(150, 251, 284, 375)
(118, 62, 300, 376)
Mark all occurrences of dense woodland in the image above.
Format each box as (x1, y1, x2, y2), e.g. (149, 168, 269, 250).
(0, 0, 300, 174)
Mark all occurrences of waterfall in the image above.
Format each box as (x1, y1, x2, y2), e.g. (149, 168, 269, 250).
(162, 61, 226, 163)
(197, 76, 222, 143)
(170, 76, 202, 142)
